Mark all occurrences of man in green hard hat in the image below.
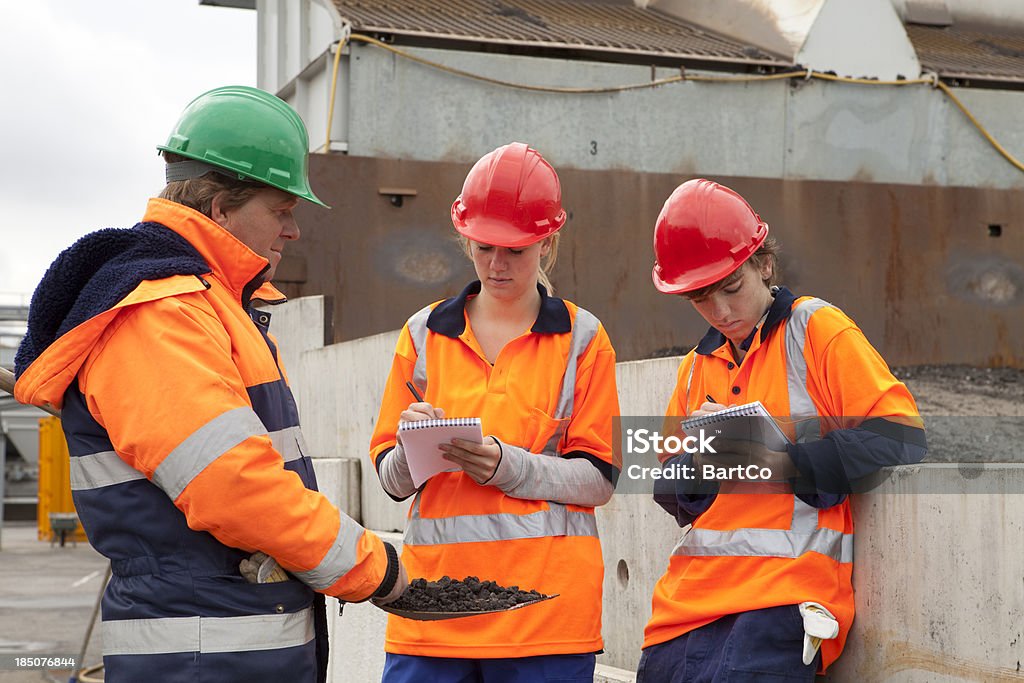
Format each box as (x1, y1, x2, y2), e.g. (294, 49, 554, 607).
(15, 86, 406, 682)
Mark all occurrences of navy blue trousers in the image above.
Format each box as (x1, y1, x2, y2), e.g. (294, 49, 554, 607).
(382, 652, 596, 682)
(637, 605, 820, 682)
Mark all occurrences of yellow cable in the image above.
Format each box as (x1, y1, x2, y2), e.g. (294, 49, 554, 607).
(344, 32, 1024, 175)
(349, 33, 687, 93)
(810, 72, 932, 86)
(324, 34, 348, 153)
(934, 80, 1024, 173)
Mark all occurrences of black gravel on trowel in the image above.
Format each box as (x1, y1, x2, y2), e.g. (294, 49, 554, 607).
(388, 575, 546, 612)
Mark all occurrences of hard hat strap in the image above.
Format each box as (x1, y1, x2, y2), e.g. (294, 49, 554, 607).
(165, 159, 247, 184)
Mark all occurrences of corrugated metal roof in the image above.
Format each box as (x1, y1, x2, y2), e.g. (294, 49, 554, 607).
(908, 24, 1024, 83)
(331, 0, 787, 67)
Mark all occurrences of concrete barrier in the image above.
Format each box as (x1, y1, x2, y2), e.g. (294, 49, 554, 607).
(824, 465, 1024, 682)
(275, 295, 1024, 682)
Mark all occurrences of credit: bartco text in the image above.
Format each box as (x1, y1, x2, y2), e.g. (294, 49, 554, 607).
(625, 462, 774, 481)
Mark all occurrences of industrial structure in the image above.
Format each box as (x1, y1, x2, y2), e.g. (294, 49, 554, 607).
(0, 300, 44, 530)
(222, 0, 1024, 366)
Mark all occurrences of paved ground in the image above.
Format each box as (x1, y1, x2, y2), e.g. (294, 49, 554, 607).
(0, 522, 107, 683)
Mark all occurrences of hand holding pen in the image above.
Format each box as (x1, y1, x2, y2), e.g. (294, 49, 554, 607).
(400, 380, 444, 421)
(692, 393, 729, 418)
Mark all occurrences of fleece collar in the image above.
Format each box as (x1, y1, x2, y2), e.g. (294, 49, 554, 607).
(15, 218, 210, 378)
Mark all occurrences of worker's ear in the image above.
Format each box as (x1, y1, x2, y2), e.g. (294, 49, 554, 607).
(210, 191, 232, 228)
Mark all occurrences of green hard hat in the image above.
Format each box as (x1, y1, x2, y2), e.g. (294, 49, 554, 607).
(158, 85, 328, 207)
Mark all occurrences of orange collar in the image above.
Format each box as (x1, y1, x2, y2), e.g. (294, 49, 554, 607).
(143, 198, 270, 299)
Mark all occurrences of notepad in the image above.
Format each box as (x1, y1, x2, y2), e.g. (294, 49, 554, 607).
(398, 418, 484, 487)
(680, 400, 792, 451)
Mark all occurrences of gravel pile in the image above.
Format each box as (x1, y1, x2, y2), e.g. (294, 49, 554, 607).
(389, 576, 547, 613)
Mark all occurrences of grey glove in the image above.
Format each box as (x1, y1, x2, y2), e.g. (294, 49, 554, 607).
(239, 552, 288, 583)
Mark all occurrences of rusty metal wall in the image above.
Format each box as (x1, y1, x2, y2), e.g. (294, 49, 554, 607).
(275, 153, 1023, 367)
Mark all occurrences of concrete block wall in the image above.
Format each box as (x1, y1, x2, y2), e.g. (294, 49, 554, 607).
(273, 295, 1023, 681)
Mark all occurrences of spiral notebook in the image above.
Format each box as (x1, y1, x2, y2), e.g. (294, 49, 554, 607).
(680, 401, 792, 451)
(398, 418, 484, 487)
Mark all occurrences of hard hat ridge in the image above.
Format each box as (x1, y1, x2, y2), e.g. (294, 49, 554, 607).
(652, 178, 769, 294)
(451, 142, 566, 248)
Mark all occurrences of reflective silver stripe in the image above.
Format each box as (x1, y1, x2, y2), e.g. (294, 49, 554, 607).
(70, 451, 145, 491)
(785, 298, 830, 443)
(683, 353, 697, 409)
(269, 426, 305, 462)
(554, 308, 600, 420)
(791, 496, 820, 534)
(673, 525, 854, 563)
(406, 305, 432, 397)
(293, 510, 365, 590)
(541, 307, 600, 454)
(102, 607, 314, 656)
(405, 500, 598, 545)
(540, 424, 568, 457)
(153, 407, 267, 500)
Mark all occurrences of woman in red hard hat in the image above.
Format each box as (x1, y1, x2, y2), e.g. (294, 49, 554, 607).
(640, 179, 927, 681)
(370, 143, 620, 682)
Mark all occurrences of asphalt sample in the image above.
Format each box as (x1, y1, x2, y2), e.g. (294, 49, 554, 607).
(388, 575, 547, 612)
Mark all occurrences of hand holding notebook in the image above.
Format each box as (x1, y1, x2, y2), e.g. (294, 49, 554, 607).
(681, 400, 792, 452)
(398, 417, 485, 487)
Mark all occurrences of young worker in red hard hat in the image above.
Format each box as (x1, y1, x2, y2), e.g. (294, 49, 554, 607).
(639, 179, 927, 681)
(370, 142, 620, 682)
(14, 86, 406, 683)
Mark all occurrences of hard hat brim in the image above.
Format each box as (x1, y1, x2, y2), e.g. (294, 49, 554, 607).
(652, 226, 767, 294)
(452, 216, 562, 248)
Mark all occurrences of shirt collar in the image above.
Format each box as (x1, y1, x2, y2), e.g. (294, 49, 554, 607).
(694, 286, 798, 355)
(426, 280, 571, 338)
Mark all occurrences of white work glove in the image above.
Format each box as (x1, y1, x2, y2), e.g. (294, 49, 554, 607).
(798, 601, 840, 666)
(239, 552, 289, 584)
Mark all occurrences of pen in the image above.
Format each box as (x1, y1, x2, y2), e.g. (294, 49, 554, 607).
(406, 381, 425, 403)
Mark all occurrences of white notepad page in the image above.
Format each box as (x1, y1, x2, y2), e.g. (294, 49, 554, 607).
(680, 400, 792, 451)
(397, 417, 484, 487)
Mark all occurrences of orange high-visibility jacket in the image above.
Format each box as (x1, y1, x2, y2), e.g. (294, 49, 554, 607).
(16, 199, 395, 680)
(370, 282, 620, 658)
(643, 290, 925, 672)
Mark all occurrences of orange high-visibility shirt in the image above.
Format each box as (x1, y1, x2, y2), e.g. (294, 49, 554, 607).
(371, 282, 620, 658)
(644, 290, 924, 672)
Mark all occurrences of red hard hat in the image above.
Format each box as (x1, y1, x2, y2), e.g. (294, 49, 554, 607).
(652, 178, 769, 294)
(451, 142, 567, 248)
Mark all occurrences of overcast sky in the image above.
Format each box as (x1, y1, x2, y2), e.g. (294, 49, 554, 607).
(0, 0, 257, 303)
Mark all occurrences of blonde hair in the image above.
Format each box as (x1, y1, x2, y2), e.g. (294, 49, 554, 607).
(158, 152, 263, 218)
(458, 233, 561, 294)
